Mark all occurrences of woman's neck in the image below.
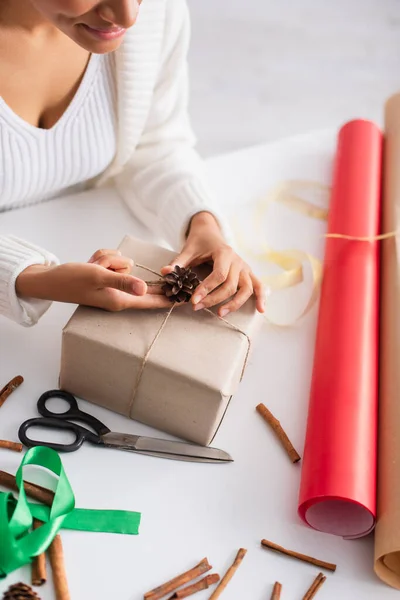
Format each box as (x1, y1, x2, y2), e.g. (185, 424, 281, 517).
(0, 1, 55, 35)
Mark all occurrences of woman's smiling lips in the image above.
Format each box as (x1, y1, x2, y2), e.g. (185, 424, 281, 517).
(80, 23, 126, 41)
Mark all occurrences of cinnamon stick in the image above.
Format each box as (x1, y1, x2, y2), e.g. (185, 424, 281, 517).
(0, 470, 54, 506)
(31, 519, 47, 586)
(48, 534, 70, 600)
(0, 440, 23, 452)
(167, 574, 220, 599)
(208, 548, 247, 600)
(144, 558, 212, 600)
(261, 539, 336, 572)
(0, 375, 23, 409)
(270, 581, 282, 599)
(256, 403, 301, 463)
(302, 573, 327, 600)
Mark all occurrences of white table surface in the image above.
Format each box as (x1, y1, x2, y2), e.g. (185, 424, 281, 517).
(0, 129, 396, 600)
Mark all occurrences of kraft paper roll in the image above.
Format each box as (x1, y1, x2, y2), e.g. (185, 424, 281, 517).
(298, 119, 382, 538)
(375, 93, 400, 588)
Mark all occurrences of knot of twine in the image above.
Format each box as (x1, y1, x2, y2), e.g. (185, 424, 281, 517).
(127, 264, 252, 417)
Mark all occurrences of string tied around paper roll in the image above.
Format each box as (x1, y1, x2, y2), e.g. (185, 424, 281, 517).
(127, 264, 252, 415)
(325, 231, 397, 241)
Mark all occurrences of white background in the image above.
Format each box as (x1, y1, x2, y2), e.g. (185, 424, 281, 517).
(187, 0, 400, 155)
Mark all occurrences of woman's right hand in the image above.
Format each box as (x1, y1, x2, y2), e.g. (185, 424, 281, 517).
(15, 249, 171, 311)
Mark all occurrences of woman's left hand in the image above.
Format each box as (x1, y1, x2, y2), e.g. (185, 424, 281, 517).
(161, 212, 265, 317)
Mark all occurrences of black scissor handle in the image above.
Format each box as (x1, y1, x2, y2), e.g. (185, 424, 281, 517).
(37, 390, 110, 436)
(18, 417, 101, 452)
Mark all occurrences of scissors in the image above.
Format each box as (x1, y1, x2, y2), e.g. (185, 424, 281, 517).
(18, 390, 233, 464)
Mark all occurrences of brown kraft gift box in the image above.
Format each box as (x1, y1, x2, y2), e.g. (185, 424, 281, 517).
(59, 235, 262, 445)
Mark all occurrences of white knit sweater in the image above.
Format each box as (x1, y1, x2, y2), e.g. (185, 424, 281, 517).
(0, 52, 117, 209)
(0, 0, 226, 327)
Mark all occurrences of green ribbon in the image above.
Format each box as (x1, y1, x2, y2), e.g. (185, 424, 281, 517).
(0, 447, 141, 578)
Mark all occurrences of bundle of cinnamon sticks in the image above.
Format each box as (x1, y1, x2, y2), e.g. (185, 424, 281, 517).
(144, 558, 218, 600)
(144, 548, 247, 600)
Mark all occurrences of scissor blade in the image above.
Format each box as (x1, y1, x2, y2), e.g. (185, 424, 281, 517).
(101, 432, 233, 463)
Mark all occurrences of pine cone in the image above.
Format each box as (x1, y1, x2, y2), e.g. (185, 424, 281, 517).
(162, 266, 200, 303)
(2, 583, 41, 600)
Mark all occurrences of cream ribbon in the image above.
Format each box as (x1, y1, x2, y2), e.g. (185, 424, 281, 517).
(233, 180, 330, 325)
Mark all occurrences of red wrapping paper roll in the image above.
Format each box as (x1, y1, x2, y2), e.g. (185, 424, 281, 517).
(298, 119, 382, 539)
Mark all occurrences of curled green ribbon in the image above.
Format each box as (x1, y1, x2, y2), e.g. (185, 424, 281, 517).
(0, 446, 141, 578)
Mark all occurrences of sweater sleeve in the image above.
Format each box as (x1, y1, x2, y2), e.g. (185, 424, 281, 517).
(115, 0, 232, 251)
(0, 235, 59, 327)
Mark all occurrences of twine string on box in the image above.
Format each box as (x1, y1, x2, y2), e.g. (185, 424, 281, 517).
(128, 264, 251, 415)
